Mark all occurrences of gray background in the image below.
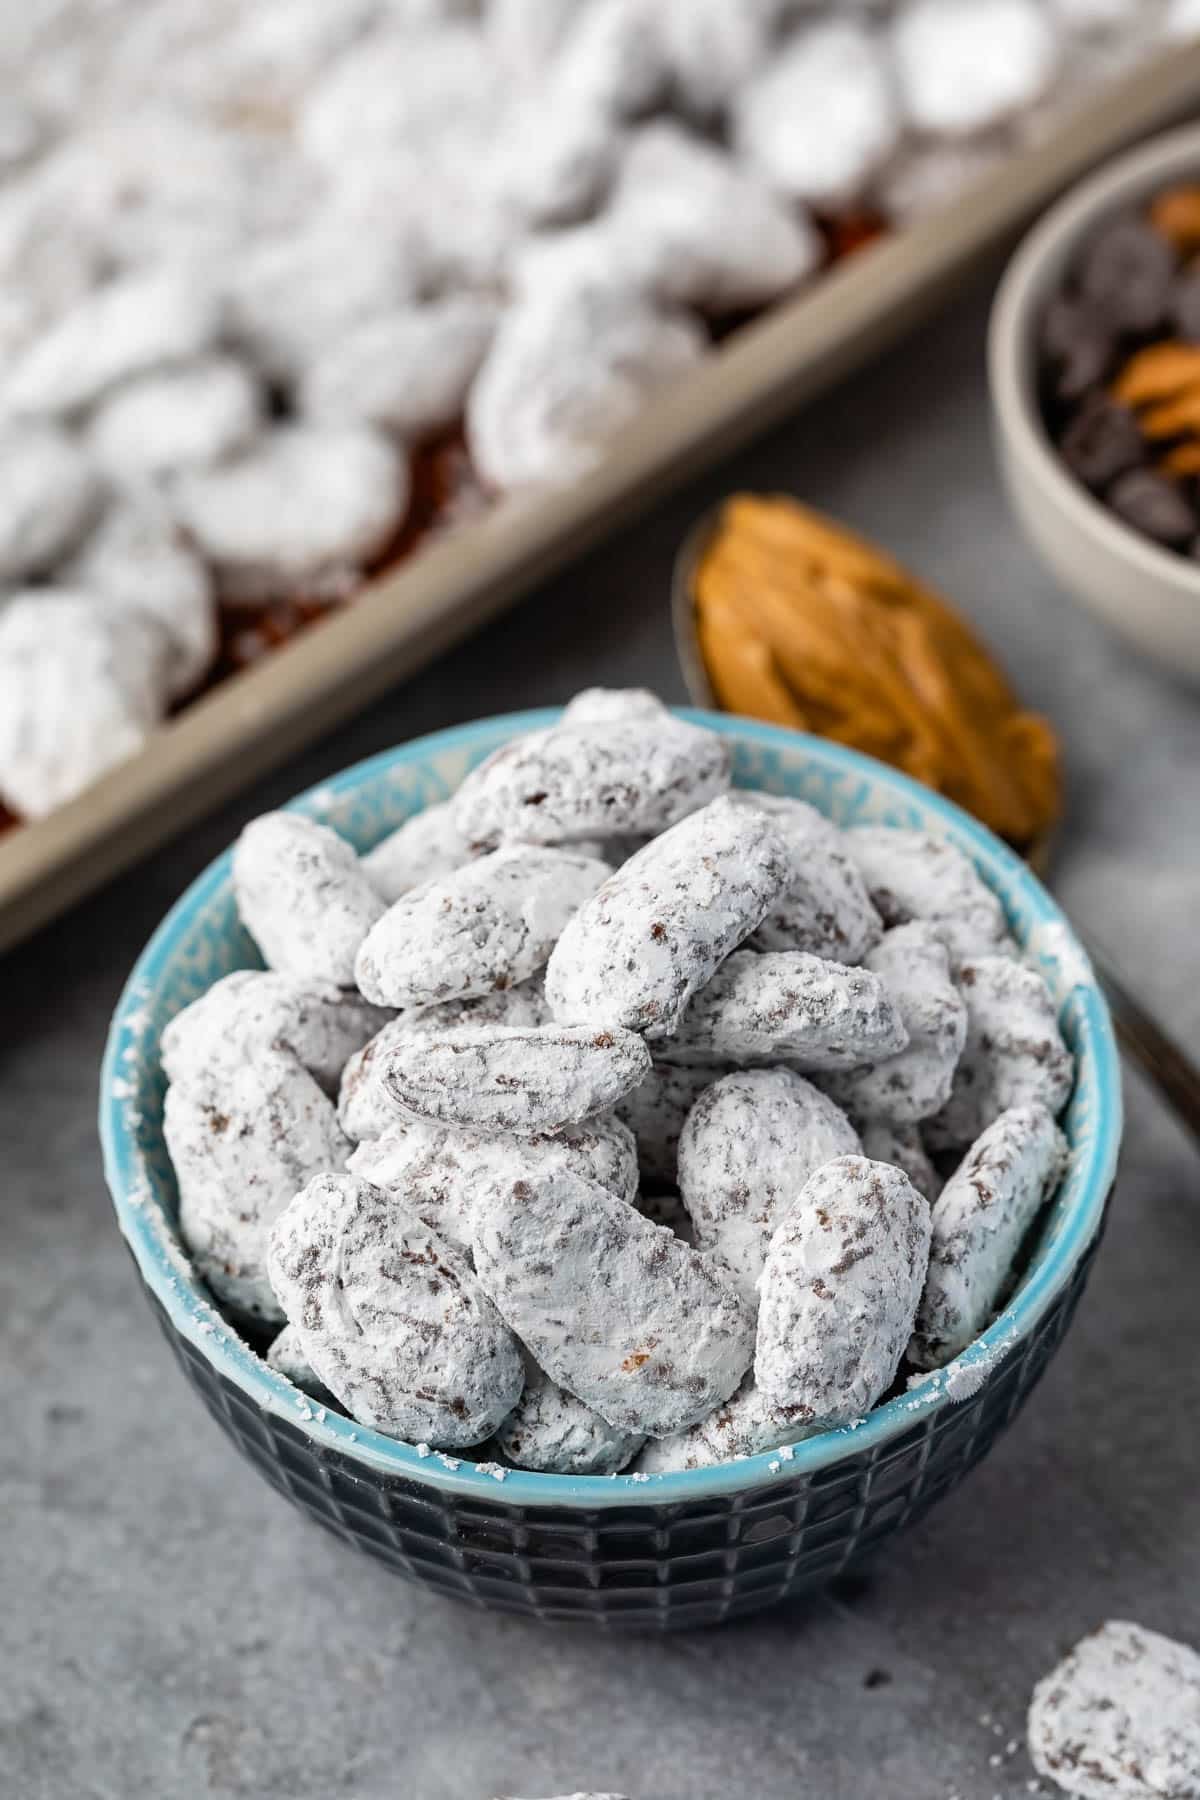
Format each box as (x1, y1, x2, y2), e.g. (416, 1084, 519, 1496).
(5, 270, 1200, 1800)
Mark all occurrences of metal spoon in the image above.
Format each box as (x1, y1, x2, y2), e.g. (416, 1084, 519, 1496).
(670, 506, 1200, 1149)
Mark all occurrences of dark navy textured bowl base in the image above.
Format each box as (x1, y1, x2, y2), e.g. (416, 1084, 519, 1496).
(143, 1224, 1103, 1631)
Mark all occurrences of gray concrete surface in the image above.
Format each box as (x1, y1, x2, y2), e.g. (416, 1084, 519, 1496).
(5, 271, 1200, 1800)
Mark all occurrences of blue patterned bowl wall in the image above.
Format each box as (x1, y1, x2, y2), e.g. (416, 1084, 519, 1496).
(100, 713, 1122, 1629)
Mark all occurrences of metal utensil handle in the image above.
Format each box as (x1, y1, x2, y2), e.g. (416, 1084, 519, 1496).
(1079, 929, 1200, 1146)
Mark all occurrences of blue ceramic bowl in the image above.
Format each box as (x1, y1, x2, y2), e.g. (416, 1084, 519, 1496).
(100, 711, 1121, 1629)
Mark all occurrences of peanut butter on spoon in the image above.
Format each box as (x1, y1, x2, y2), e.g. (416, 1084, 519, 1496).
(689, 493, 1060, 852)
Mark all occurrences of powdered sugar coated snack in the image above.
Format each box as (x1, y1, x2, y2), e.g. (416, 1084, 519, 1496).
(171, 425, 408, 603)
(233, 812, 387, 988)
(660, 948, 909, 1072)
(164, 1053, 350, 1323)
(0, 592, 170, 820)
(546, 796, 790, 1037)
(635, 1375, 814, 1474)
(156, 689, 1080, 1474)
(161, 970, 388, 1097)
(928, 954, 1074, 1149)
(911, 1102, 1068, 1368)
(452, 701, 731, 846)
(677, 1068, 861, 1307)
(0, 422, 99, 583)
(268, 1172, 523, 1447)
(361, 800, 474, 905)
(755, 1155, 932, 1426)
(736, 792, 882, 963)
(845, 826, 1013, 965)
(1027, 1619, 1200, 1800)
(337, 978, 552, 1142)
(496, 1355, 645, 1475)
(347, 1110, 638, 1254)
(382, 1023, 652, 1134)
(823, 921, 967, 1125)
(473, 1166, 755, 1436)
(354, 844, 611, 1009)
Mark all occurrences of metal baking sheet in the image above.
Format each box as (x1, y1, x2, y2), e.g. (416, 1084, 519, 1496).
(3, 45, 1200, 954)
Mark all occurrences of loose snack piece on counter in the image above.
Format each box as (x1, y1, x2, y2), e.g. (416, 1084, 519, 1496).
(382, 1024, 652, 1134)
(755, 1155, 932, 1427)
(928, 954, 1073, 1149)
(737, 791, 883, 963)
(233, 812, 387, 988)
(269, 1173, 524, 1447)
(474, 1167, 755, 1437)
(1028, 1620, 1200, 1800)
(266, 1324, 332, 1401)
(453, 692, 730, 847)
(660, 948, 909, 1072)
(845, 827, 1013, 965)
(636, 1374, 814, 1473)
(171, 424, 408, 602)
(162, 970, 388, 1097)
(354, 844, 611, 1009)
(860, 1119, 944, 1203)
(615, 1058, 732, 1185)
(691, 495, 1061, 851)
(338, 977, 553, 1142)
(496, 1354, 645, 1475)
(911, 1102, 1067, 1368)
(677, 1069, 861, 1307)
(361, 801, 474, 904)
(545, 795, 790, 1037)
(165, 1053, 351, 1323)
(0, 593, 170, 820)
(348, 1110, 638, 1253)
(823, 922, 967, 1125)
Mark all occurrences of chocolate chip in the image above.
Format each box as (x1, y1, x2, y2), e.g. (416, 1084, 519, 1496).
(1106, 467, 1197, 546)
(1059, 392, 1144, 489)
(1038, 294, 1115, 401)
(1076, 215, 1176, 335)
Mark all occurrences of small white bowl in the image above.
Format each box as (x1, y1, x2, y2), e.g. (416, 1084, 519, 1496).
(989, 123, 1200, 682)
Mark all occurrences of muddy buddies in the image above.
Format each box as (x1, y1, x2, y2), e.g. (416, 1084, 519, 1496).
(158, 691, 1078, 1474)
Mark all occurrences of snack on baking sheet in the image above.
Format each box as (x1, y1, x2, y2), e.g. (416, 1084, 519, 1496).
(1027, 1620, 1200, 1800)
(690, 494, 1061, 851)
(158, 688, 1078, 1469)
(1042, 175, 1200, 559)
(0, 5, 1182, 834)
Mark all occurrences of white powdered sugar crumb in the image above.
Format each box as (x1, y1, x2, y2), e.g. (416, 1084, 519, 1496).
(476, 1461, 508, 1482)
(778, 1444, 794, 1462)
(768, 1459, 781, 1474)
(416, 1443, 432, 1459)
(435, 1454, 461, 1472)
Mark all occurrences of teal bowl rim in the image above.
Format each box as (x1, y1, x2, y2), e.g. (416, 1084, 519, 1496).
(100, 709, 1122, 1510)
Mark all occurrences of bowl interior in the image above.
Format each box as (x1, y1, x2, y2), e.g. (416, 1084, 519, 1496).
(101, 710, 1121, 1507)
(990, 120, 1200, 594)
